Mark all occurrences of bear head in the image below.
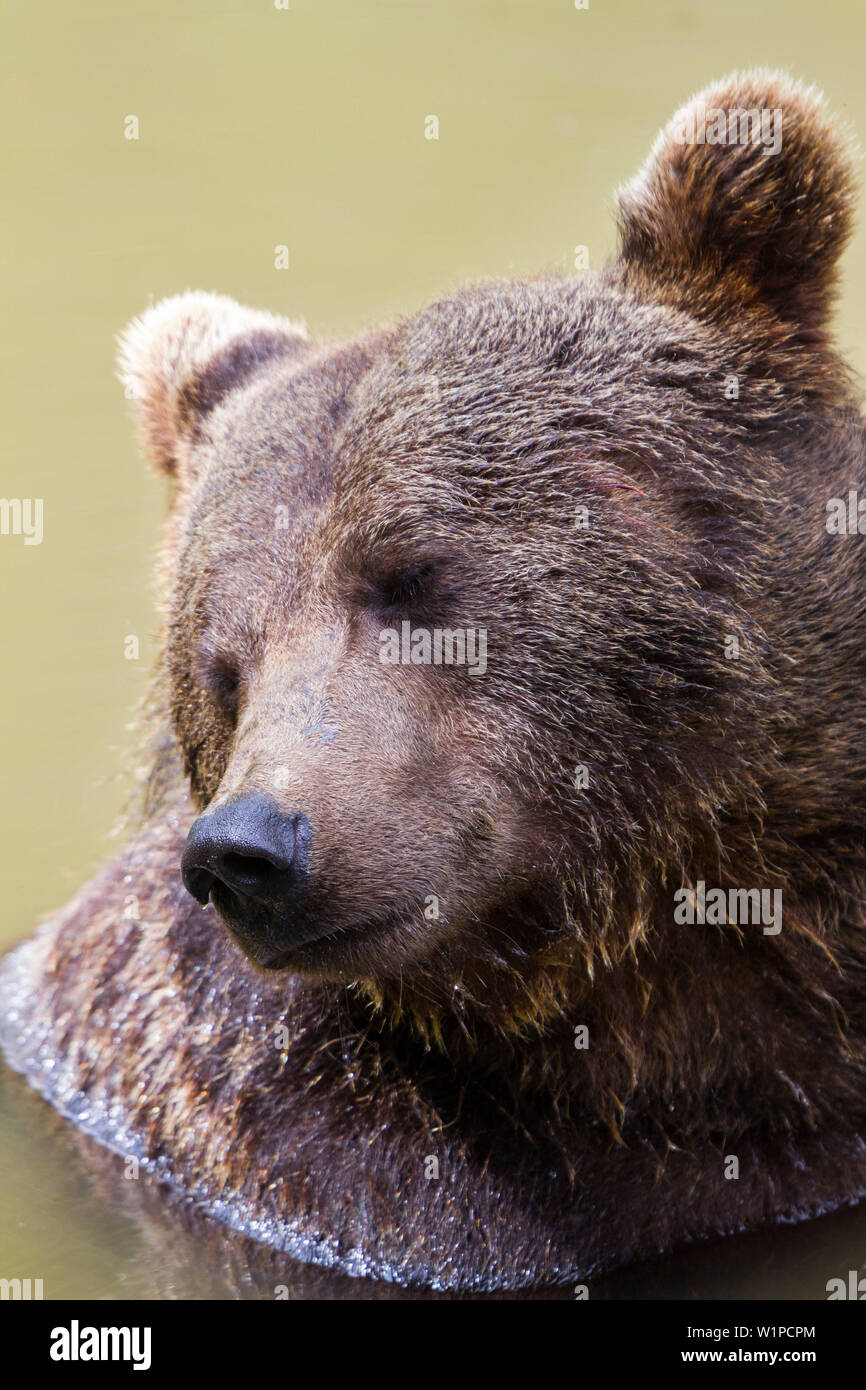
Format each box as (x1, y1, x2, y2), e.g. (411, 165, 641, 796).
(119, 71, 860, 1040)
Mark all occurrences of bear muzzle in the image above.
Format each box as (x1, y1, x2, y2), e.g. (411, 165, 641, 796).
(180, 794, 316, 966)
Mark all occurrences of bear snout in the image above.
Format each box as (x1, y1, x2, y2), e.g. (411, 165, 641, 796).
(180, 794, 315, 964)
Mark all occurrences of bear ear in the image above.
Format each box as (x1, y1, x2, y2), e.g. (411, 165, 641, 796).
(118, 292, 311, 476)
(616, 71, 857, 341)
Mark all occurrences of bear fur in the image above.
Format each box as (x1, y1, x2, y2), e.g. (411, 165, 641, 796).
(2, 70, 866, 1291)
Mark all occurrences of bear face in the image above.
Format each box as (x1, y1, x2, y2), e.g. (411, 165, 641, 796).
(151, 287, 764, 1015)
(116, 71, 862, 1046)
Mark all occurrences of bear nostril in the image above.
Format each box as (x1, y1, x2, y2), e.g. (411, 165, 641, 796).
(183, 863, 217, 907)
(220, 851, 276, 885)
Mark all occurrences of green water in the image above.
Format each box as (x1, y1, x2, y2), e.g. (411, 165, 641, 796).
(2, 0, 866, 1298)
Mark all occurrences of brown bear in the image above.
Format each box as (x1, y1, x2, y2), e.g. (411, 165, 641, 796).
(2, 69, 866, 1292)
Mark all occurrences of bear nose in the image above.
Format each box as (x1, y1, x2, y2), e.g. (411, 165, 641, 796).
(181, 794, 308, 908)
